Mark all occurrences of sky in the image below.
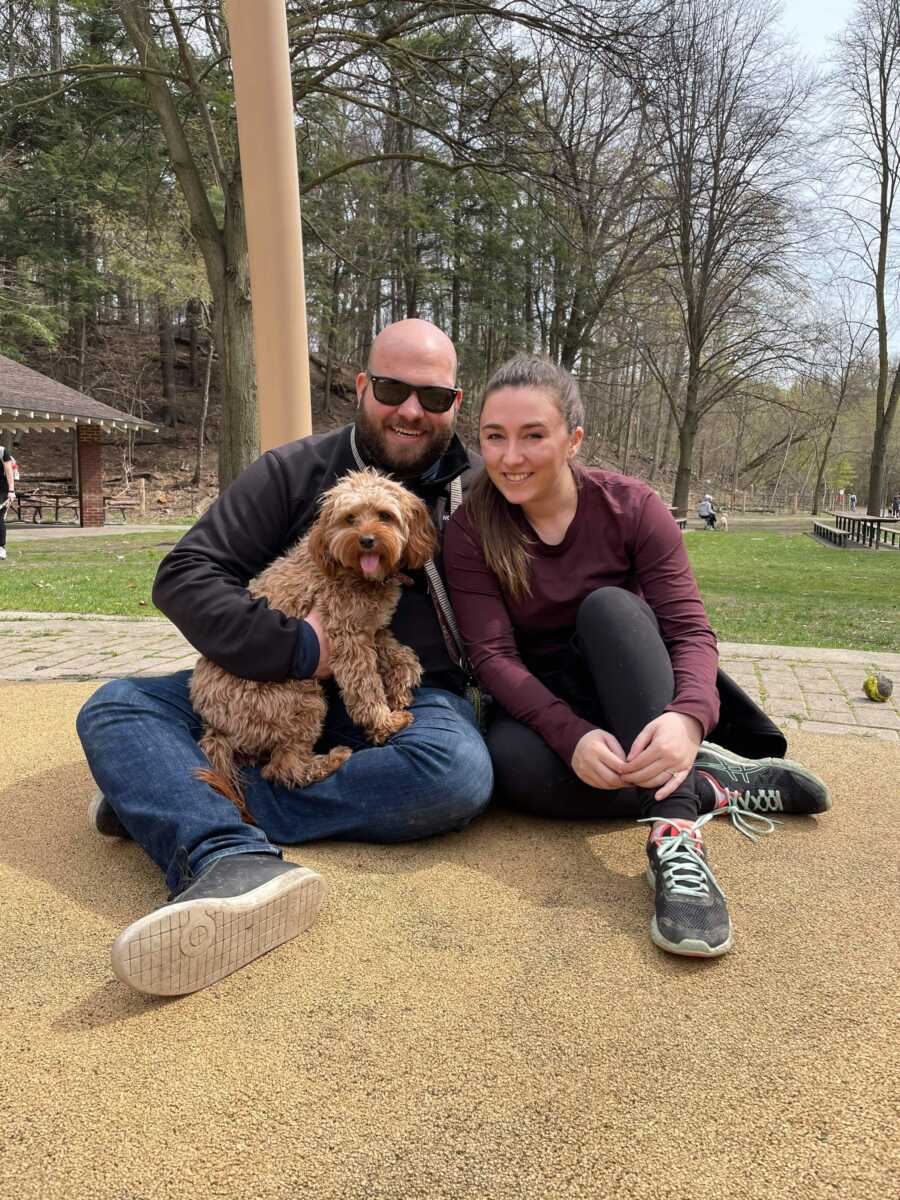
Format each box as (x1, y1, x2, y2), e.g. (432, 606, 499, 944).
(778, 0, 855, 62)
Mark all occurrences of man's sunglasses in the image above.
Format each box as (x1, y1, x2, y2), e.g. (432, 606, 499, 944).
(368, 374, 460, 414)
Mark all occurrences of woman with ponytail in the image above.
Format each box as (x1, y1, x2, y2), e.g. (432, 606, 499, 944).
(444, 355, 830, 959)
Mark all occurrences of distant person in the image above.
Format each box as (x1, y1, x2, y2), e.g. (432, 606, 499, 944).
(849, 493, 857, 512)
(0, 442, 14, 561)
(444, 357, 831, 961)
(698, 494, 717, 529)
(891, 494, 900, 518)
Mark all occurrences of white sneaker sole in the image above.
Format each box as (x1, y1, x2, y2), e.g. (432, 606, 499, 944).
(698, 743, 832, 811)
(111, 868, 326, 996)
(645, 865, 733, 958)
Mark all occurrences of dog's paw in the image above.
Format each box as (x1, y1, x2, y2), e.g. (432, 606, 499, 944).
(386, 689, 414, 711)
(327, 746, 354, 772)
(262, 746, 353, 788)
(369, 710, 414, 744)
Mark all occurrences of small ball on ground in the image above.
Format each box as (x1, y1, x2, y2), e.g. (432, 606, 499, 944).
(863, 673, 894, 702)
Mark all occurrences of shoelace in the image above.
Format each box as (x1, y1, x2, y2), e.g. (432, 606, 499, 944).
(718, 794, 781, 842)
(696, 771, 782, 842)
(638, 812, 726, 899)
(731, 787, 784, 813)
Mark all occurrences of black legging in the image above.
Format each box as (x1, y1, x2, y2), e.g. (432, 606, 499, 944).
(0, 491, 7, 549)
(486, 587, 709, 824)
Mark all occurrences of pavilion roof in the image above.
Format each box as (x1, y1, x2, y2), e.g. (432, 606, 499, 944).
(0, 354, 158, 433)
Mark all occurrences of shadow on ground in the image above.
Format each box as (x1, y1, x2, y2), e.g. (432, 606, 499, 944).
(1, 681, 895, 1200)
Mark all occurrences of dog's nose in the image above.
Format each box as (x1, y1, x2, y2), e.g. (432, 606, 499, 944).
(358, 534, 376, 549)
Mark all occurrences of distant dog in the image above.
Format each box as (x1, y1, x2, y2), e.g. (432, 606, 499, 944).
(190, 469, 436, 821)
(718, 510, 729, 531)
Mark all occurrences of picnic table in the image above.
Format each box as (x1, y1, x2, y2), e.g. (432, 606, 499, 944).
(829, 512, 900, 550)
(668, 506, 687, 531)
(6, 487, 142, 525)
(103, 497, 140, 522)
(6, 489, 79, 523)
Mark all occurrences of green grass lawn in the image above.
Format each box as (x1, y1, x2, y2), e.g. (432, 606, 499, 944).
(0, 532, 177, 617)
(0, 528, 896, 652)
(685, 531, 899, 653)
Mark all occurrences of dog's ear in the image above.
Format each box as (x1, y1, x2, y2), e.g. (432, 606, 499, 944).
(403, 500, 437, 569)
(306, 508, 335, 574)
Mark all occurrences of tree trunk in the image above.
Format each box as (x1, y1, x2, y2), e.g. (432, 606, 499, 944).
(187, 297, 201, 386)
(620, 350, 640, 473)
(672, 358, 701, 515)
(157, 294, 177, 422)
(672, 417, 698, 517)
(118, 283, 135, 327)
(865, 359, 900, 515)
(769, 423, 794, 509)
(322, 258, 341, 414)
(523, 256, 533, 350)
(49, 0, 62, 71)
(730, 399, 746, 508)
(811, 443, 829, 517)
(74, 314, 87, 392)
(192, 335, 214, 489)
(217, 169, 258, 485)
(660, 401, 677, 475)
(648, 387, 666, 482)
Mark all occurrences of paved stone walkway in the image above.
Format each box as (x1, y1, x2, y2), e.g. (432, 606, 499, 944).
(5, 522, 191, 540)
(1, 610, 898, 741)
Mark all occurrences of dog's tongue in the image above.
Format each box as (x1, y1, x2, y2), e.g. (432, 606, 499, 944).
(360, 553, 381, 577)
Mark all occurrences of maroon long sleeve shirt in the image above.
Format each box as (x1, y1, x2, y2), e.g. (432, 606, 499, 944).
(443, 467, 720, 765)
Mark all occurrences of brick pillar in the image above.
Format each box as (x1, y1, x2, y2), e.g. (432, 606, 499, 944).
(77, 424, 104, 527)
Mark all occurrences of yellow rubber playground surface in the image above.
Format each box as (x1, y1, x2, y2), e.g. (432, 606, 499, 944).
(2, 680, 897, 1200)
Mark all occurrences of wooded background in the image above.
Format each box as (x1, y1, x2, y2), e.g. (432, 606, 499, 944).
(1, 0, 898, 514)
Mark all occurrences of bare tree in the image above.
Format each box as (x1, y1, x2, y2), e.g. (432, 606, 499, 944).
(806, 299, 874, 515)
(115, 0, 257, 488)
(638, 0, 811, 516)
(828, 0, 900, 514)
(525, 39, 662, 371)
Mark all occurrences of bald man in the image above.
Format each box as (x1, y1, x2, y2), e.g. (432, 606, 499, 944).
(77, 320, 492, 997)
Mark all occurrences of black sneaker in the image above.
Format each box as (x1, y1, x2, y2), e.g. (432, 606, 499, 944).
(695, 742, 832, 815)
(644, 814, 732, 958)
(111, 852, 326, 996)
(88, 790, 132, 840)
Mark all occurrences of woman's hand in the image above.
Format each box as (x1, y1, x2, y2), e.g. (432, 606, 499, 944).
(571, 729, 629, 789)
(620, 712, 703, 801)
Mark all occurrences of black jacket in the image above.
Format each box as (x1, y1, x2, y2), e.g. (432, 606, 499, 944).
(152, 425, 480, 693)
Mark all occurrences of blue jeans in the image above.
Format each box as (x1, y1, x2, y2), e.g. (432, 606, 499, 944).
(76, 672, 493, 896)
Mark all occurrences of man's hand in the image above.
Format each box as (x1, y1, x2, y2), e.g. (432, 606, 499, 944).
(304, 606, 333, 679)
(571, 729, 629, 789)
(620, 712, 703, 802)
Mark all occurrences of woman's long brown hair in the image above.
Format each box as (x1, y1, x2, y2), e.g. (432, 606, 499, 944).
(465, 356, 585, 601)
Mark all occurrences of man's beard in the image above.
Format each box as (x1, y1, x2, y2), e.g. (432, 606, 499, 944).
(354, 408, 455, 479)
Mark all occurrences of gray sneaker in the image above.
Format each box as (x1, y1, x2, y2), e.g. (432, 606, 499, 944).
(695, 742, 832, 816)
(643, 813, 732, 958)
(88, 790, 131, 840)
(111, 852, 326, 996)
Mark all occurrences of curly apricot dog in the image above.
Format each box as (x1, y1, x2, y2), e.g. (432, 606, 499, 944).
(189, 469, 435, 820)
